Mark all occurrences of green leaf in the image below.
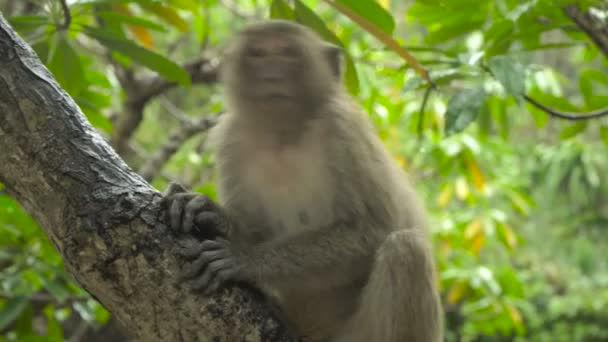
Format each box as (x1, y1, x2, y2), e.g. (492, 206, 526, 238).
(0, 296, 29, 330)
(82, 27, 191, 86)
(488, 56, 526, 98)
(484, 19, 514, 56)
(599, 126, 608, 146)
(47, 33, 86, 96)
(8, 16, 51, 32)
(335, 0, 395, 34)
(96, 12, 168, 32)
(270, 0, 295, 19)
(43, 305, 64, 342)
(445, 86, 486, 135)
(559, 122, 587, 140)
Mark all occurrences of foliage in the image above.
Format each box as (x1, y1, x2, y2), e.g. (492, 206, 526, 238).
(1, 0, 607, 340)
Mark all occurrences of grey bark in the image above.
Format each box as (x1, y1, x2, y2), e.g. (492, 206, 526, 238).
(564, 3, 608, 59)
(0, 14, 293, 342)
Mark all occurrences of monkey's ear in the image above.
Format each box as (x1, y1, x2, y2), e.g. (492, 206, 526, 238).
(323, 43, 343, 78)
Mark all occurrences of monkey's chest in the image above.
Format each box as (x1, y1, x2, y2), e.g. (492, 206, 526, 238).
(242, 144, 335, 235)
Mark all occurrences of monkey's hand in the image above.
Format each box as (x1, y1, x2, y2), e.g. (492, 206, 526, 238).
(161, 182, 231, 240)
(176, 237, 251, 294)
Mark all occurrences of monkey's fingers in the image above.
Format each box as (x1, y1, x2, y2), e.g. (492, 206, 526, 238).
(180, 248, 229, 279)
(169, 196, 186, 233)
(190, 259, 232, 291)
(194, 212, 223, 234)
(182, 196, 211, 234)
(165, 182, 188, 196)
(177, 239, 226, 258)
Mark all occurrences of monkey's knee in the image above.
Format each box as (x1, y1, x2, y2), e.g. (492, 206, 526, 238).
(377, 229, 434, 271)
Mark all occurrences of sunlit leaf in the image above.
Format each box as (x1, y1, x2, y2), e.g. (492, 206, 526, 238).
(465, 157, 485, 191)
(559, 122, 587, 140)
(497, 222, 518, 250)
(464, 218, 483, 241)
(448, 281, 469, 304)
(437, 184, 453, 208)
(455, 177, 470, 200)
(335, 0, 395, 34)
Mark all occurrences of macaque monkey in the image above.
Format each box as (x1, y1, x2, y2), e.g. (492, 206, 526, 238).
(163, 20, 443, 342)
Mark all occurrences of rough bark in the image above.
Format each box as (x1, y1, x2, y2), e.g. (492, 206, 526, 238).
(564, 3, 608, 58)
(0, 14, 293, 342)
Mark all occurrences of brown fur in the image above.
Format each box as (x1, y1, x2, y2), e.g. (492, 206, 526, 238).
(211, 20, 443, 342)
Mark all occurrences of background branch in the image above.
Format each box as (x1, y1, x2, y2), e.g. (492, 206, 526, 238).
(139, 115, 219, 182)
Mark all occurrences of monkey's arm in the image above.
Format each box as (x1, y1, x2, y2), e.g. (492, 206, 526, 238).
(177, 219, 384, 293)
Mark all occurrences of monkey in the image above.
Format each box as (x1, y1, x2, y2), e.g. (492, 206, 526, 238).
(163, 20, 443, 342)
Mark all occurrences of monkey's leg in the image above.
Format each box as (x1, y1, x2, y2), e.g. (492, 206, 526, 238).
(334, 229, 443, 342)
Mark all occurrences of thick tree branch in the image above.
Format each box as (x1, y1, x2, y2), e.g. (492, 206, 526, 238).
(563, 4, 608, 58)
(0, 14, 292, 342)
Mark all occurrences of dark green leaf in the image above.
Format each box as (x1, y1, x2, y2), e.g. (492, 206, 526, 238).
(0, 296, 29, 330)
(488, 56, 526, 98)
(271, 0, 295, 19)
(445, 86, 487, 135)
(336, 0, 395, 34)
(8, 16, 51, 32)
(47, 33, 86, 96)
(82, 27, 191, 86)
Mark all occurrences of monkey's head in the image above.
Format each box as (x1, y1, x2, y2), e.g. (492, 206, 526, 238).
(221, 20, 343, 116)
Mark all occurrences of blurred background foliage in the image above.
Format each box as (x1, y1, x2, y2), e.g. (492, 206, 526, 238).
(1, 0, 607, 341)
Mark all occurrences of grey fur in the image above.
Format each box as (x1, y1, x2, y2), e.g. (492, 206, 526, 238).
(209, 20, 443, 342)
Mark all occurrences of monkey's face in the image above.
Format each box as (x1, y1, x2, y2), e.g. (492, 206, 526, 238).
(222, 21, 342, 114)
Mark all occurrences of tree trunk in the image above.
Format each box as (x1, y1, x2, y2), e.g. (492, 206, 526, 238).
(0, 14, 293, 342)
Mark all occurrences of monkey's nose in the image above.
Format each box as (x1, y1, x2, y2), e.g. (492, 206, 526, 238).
(256, 65, 287, 82)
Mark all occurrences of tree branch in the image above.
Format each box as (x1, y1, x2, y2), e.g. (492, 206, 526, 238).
(58, 0, 71, 30)
(0, 14, 292, 342)
(524, 95, 608, 121)
(111, 57, 220, 156)
(563, 3, 608, 58)
(139, 115, 219, 182)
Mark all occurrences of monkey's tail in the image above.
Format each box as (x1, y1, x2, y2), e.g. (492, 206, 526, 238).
(336, 229, 443, 342)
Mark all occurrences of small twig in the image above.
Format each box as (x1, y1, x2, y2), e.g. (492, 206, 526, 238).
(58, 0, 71, 30)
(159, 97, 192, 125)
(417, 85, 434, 139)
(524, 95, 608, 121)
(139, 115, 220, 181)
